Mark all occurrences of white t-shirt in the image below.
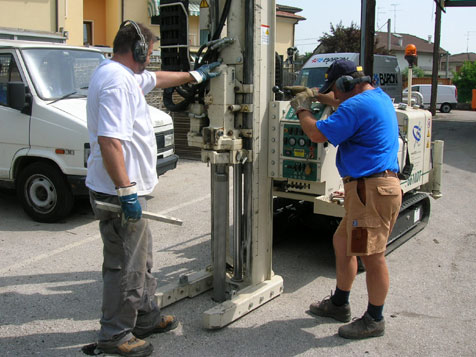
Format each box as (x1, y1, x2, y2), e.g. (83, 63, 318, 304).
(86, 59, 158, 195)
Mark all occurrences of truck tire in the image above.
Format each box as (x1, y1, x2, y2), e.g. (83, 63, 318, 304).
(440, 103, 452, 113)
(16, 162, 74, 223)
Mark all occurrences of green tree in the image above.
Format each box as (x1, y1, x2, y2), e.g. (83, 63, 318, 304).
(318, 22, 361, 53)
(294, 51, 313, 71)
(317, 22, 391, 55)
(402, 66, 425, 79)
(452, 61, 476, 103)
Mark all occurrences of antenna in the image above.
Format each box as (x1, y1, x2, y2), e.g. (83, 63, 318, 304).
(390, 3, 400, 33)
(377, 6, 387, 29)
(466, 31, 476, 53)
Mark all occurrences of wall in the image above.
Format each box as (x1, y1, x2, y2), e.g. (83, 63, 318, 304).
(64, 0, 83, 46)
(189, 16, 199, 48)
(0, 0, 55, 32)
(124, 0, 163, 49)
(275, 17, 295, 58)
(84, 0, 106, 46)
(105, 0, 121, 47)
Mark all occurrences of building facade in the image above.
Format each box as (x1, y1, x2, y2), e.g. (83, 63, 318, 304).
(0, 1, 303, 58)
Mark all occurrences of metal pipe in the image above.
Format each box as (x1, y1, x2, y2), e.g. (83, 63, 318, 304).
(360, 0, 367, 67)
(431, 140, 444, 199)
(55, 0, 58, 32)
(212, 163, 228, 302)
(407, 67, 413, 106)
(228, 104, 242, 112)
(232, 164, 243, 281)
(387, 19, 391, 52)
(243, 0, 254, 279)
(446, 52, 449, 79)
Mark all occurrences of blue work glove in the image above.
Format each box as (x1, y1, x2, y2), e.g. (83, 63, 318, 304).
(116, 183, 142, 224)
(189, 61, 221, 83)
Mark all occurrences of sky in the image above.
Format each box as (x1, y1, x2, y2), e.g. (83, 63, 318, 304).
(276, 0, 476, 55)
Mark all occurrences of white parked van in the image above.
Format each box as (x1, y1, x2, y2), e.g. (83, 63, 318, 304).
(0, 40, 178, 222)
(403, 84, 457, 113)
(296, 52, 402, 103)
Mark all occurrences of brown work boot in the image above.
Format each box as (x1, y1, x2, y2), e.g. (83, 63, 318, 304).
(133, 315, 179, 339)
(309, 295, 351, 322)
(98, 337, 153, 357)
(338, 312, 385, 339)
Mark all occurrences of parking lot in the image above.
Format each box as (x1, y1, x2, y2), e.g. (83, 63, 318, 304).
(1, 110, 476, 356)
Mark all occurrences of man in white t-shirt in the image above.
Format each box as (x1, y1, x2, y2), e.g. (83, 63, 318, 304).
(86, 20, 219, 357)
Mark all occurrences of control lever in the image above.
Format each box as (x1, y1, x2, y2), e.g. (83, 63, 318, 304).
(272, 86, 284, 95)
(272, 86, 292, 96)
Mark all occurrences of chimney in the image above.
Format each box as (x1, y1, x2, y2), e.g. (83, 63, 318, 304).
(428, 35, 432, 43)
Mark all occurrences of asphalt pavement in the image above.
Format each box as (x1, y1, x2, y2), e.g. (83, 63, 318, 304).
(1, 110, 475, 356)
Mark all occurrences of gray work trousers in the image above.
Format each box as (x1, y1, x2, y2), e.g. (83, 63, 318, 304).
(89, 190, 162, 347)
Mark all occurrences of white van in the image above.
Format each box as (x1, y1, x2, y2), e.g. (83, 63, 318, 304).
(296, 52, 402, 103)
(0, 40, 178, 222)
(403, 84, 457, 113)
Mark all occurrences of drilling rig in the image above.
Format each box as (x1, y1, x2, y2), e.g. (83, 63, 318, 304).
(155, 0, 443, 329)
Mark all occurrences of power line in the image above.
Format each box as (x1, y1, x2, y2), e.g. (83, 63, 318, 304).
(295, 37, 320, 42)
(377, 6, 387, 29)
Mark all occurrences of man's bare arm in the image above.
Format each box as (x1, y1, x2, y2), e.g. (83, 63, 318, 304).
(98, 136, 131, 188)
(154, 71, 195, 89)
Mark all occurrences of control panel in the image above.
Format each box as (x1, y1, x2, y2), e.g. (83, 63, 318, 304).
(268, 101, 342, 196)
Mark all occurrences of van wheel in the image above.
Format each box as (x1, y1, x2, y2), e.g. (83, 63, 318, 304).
(440, 103, 452, 113)
(17, 162, 74, 223)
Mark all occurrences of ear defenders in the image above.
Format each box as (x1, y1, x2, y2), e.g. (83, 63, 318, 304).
(120, 20, 148, 63)
(335, 75, 371, 92)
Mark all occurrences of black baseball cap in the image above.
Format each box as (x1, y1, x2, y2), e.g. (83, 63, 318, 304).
(319, 59, 358, 94)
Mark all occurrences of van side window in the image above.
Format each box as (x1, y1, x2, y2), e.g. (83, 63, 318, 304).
(412, 86, 419, 92)
(0, 54, 23, 107)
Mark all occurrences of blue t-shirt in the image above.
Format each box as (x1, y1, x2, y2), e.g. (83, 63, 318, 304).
(316, 87, 399, 178)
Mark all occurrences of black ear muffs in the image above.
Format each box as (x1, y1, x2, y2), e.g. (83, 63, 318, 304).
(120, 20, 148, 63)
(336, 75, 371, 92)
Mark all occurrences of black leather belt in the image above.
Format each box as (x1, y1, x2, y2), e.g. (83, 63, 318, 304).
(343, 170, 398, 184)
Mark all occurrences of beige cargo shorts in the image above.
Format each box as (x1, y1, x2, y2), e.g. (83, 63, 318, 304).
(335, 176, 402, 256)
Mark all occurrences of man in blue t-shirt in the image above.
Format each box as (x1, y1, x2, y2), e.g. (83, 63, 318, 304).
(288, 59, 402, 339)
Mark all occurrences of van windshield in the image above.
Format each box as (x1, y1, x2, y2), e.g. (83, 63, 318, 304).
(21, 48, 104, 100)
(295, 67, 327, 88)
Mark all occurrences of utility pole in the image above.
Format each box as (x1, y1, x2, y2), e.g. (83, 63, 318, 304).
(430, 3, 442, 116)
(361, 0, 376, 78)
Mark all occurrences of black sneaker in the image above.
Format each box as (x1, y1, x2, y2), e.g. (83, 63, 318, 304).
(98, 337, 153, 357)
(309, 295, 351, 322)
(338, 312, 385, 339)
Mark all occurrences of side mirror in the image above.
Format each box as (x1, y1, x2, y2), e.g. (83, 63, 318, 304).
(7, 81, 31, 114)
